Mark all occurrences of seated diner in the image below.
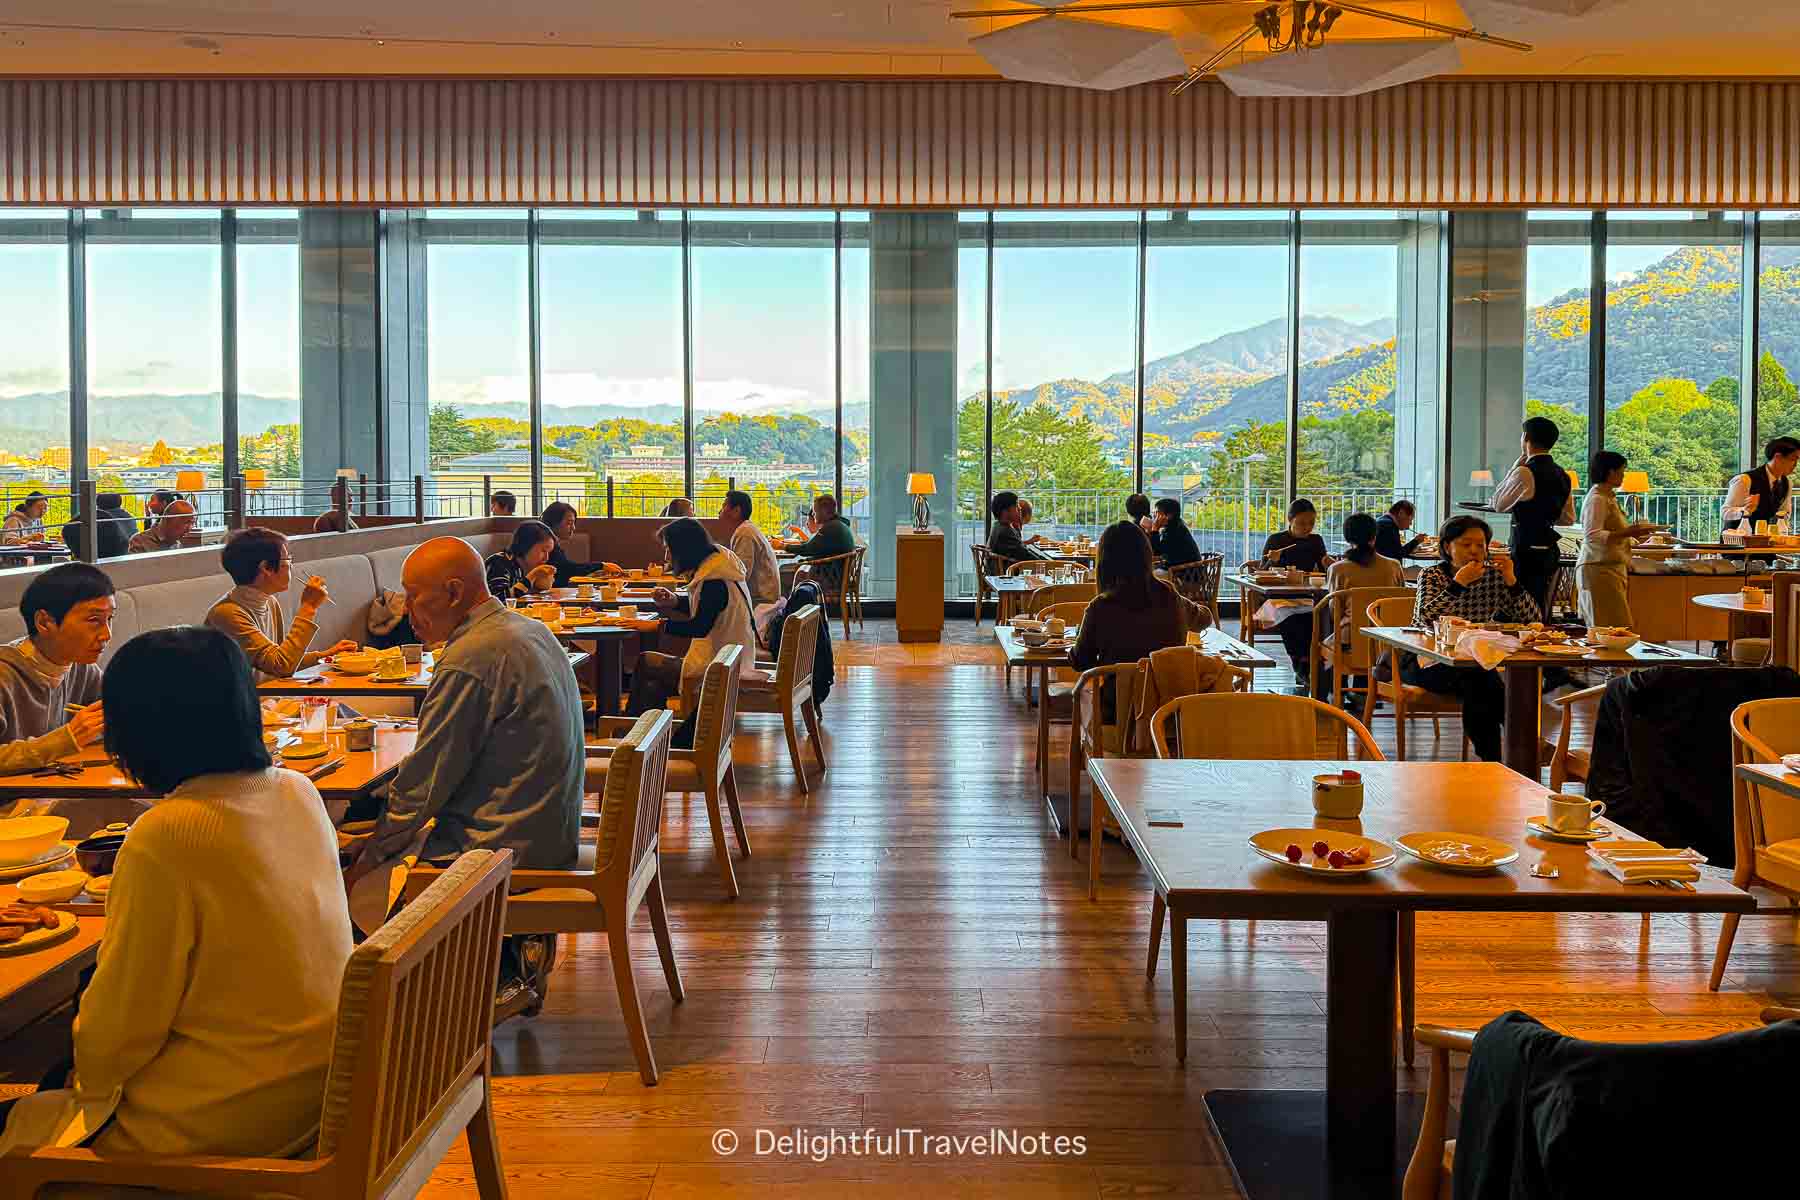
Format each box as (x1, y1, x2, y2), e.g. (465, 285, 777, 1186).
(206, 528, 358, 680)
(1070, 521, 1210, 674)
(540, 501, 603, 587)
(1262, 497, 1333, 689)
(485, 519, 559, 601)
(1, 492, 49, 545)
(1374, 498, 1424, 561)
(626, 516, 756, 718)
(1148, 497, 1201, 567)
(126, 499, 195, 554)
(987, 491, 1050, 566)
(0, 563, 112, 774)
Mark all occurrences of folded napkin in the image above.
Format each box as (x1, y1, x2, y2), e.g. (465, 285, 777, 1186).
(1604, 861, 1702, 883)
(1453, 629, 1522, 671)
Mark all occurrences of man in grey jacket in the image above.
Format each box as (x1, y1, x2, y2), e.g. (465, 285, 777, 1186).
(0, 564, 114, 778)
(350, 536, 584, 1019)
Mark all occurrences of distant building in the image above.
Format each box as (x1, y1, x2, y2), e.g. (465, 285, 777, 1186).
(605, 442, 820, 487)
(434, 449, 599, 515)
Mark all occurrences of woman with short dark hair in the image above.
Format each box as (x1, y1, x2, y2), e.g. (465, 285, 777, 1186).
(1260, 498, 1334, 689)
(1070, 521, 1209, 676)
(0, 626, 352, 1159)
(1578, 450, 1656, 628)
(485, 520, 558, 600)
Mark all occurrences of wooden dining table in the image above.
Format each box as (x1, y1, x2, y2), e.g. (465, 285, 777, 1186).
(1086, 757, 1754, 1200)
(1226, 572, 1330, 648)
(257, 650, 590, 709)
(0, 876, 101, 1042)
(1361, 626, 1715, 779)
(1692, 588, 1773, 649)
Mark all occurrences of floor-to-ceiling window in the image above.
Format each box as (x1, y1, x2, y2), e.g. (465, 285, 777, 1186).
(420, 211, 531, 511)
(1602, 211, 1744, 538)
(988, 212, 1138, 537)
(1297, 211, 1406, 537)
(84, 208, 223, 526)
(235, 210, 302, 494)
(954, 213, 991, 595)
(1524, 212, 1594, 482)
(690, 211, 843, 534)
(0, 209, 72, 528)
(1143, 210, 1292, 568)
(537, 210, 684, 517)
(1758, 212, 1800, 458)
(839, 214, 872, 548)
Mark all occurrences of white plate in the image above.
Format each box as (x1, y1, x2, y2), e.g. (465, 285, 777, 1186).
(1248, 828, 1396, 877)
(280, 743, 331, 761)
(1526, 818, 1613, 844)
(0, 909, 78, 955)
(1781, 754, 1800, 773)
(1529, 643, 1592, 658)
(1397, 831, 1519, 874)
(0, 844, 75, 881)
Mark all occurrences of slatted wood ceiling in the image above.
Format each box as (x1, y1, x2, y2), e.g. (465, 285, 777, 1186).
(2, 78, 1797, 208)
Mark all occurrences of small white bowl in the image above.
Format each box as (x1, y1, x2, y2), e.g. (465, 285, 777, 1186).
(1592, 630, 1640, 650)
(0, 816, 70, 867)
(1018, 631, 1050, 647)
(17, 868, 90, 904)
(333, 653, 380, 675)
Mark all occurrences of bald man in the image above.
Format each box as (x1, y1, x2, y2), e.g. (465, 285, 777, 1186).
(126, 499, 196, 553)
(352, 537, 585, 1016)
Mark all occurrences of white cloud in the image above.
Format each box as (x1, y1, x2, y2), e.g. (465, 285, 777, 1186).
(440, 372, 830, 416)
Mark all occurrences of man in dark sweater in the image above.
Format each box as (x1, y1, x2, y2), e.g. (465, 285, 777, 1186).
(987, 491, 1050, 566)
(789, 493, 857, 590)
(1374, 499, 1425, 561)
(1148, 498, 1201, 566)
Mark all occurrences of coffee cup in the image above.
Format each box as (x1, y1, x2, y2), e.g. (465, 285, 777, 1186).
(400, 643, 424, 665)
(600, 583, 620, 602)
(1546, 792, 1605, 833)
(1044, 617, 1066, 638)
(578, 583, 595, 599)
(629, 568, 645, 580)
(618, 604, 639, 620)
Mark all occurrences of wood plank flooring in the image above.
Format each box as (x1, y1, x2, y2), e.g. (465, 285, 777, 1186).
(415, 617, 1800, 1198)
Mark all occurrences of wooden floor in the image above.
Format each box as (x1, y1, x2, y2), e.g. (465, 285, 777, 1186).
(415, 616, 1800, 1198)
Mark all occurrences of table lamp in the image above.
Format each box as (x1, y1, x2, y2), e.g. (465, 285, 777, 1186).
(1566, 469, 1580, 491)
(241, 468, 267, 490)
(906, 472, 937, 533)
(173, 469, 206, 493)
(1619, 469, 1651, 521)
(1469, 469, 1494, 502)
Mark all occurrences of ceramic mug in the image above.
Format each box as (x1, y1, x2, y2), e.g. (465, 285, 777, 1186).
(1044, 617, 1067, 638)
(578, 583, 595, 599)
(618, 604, 639, 620)
(1546, 792, 1605, 833)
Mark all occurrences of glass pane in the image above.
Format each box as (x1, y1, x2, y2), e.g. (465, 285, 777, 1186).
(690, 212, 840, 543)
(235, 229, 302, 509)
(0, 214, 72, 535)
(538, 218, 682, 518)
(1143, 210, 1291, 577)
(953, 216, 989, 598)
(1525, 216, 1592, 481)
(86, 228, 223, 530)
(1297, 213, 1403, 550)
(424, 240, 530, 513)
(840, 215, 873, 584)
(1757, 214, 1800, 506)
(1603, 212, 1744, 540)
(989, 212, 1137, 540)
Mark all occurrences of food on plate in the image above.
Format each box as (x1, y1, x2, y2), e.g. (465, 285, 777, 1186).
(1284, 843, 1303, 863)
(1327, 849, 1349, 868)
(1311, 839, 1330, 858)
(1346, 845, 1371, 865)
(1415, 839, 1497, 867)
(0, 903, 59, 941)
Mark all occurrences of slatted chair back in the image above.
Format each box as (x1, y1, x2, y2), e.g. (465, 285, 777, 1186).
(691, 644, 744, 786)
(1037, 600, 1091, 627)
(1167, 554, 1224, 610)
(971, 545, 1000, 623)
(594, 710, 676, 880)
(1029, 582, 1098, 613)
(320, 848, 513, 1196)
(777, 603, 823, 702)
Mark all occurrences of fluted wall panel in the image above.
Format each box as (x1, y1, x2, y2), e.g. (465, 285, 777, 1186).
(2, 78, 1797, 208)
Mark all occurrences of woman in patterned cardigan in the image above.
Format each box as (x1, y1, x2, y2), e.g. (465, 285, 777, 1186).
(1408, 515, 1541, 761)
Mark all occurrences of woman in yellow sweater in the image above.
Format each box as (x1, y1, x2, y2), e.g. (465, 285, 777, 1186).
(0, 627, 353, 1157)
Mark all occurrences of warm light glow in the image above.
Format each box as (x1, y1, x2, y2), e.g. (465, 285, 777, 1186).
(174, 469, 206, 491)
(1469, 470, 1494, 487)
(242, 469, 267, 490)
(1619, 470, 1651, 494)
(1566, 469, 1580, 490)
(906, 473, 938, 496)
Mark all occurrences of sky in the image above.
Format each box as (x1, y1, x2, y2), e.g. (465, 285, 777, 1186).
(0, 208, 1730, 454)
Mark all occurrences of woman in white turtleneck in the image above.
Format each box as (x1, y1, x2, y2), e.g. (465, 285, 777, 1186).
(204, 528, 357, 680)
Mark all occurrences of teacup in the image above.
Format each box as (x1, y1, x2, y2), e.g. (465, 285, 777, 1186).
(1044, 617, 1067, 638)
(578, 583, 595, 599)
(1546, 792, 1605, 833)
(628, 568, 645, 580)
(600, 584, 621, 602)
(618, 604, 639, 620)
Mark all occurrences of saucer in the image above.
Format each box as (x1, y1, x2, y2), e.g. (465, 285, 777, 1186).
(1526, 818, 1612, 843)
(0, 843, 75, 881)
(280, 742, 331, 761)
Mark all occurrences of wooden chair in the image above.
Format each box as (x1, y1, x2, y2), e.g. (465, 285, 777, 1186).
(1028, 581, 1098, 613)
(1006, 556, 1091, 579)
(1146, 692, 1414, 1063)
(13, 849, 516, 1198)
(407, 711, 683, 1086)
(971, 544, 1000, 625)
(1770, 570, 1800, 667)
(1402, 1008, 1797, 1200)
(1066, 662, 1144, 887)
(1309, 585, 1413, 723)
(589, 646, 748, 898)
(741, 603, 828, 793)
(845, 545, 867, 631)
(1037, 600, 1091, 628)
(1544, 683, 1606, 791)
(1166, 553, 1223, 612)
(1709, 698, 1800, 989)
(1363, 594, 1468, 762)
(794, 548, 860, 639)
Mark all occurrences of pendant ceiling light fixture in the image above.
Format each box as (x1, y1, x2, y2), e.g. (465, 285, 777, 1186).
(950, 1, 1533, 96)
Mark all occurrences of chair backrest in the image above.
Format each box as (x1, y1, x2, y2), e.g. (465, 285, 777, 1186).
(776, 603, 823, 698)
(318, 848, 513, 1191)
(595, 709, 676, 880)
(971, 545, 998, 596)
(801, 550, 856, 596)
(1149, 692, 1385, 761)
(1732, 698, 1800, 849)
(1773, 571, 1800, 669)
(1073, 662, 1143, 754)
(1039, 600, 1091, 627)
(847, 546, 866, 596)
(1005, 559, 1042, 576)
(1368, 594, 1417, 630)
(1323, 586, 1416, 671)
(691, 644, 744, 778)
(1030, 582, 1098, 613)
(1168, 554, 1224, 609)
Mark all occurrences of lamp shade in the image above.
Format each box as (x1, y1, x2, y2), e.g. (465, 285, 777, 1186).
(1566, 470, 1580, 491)
(1619, 470, 1652, 494)
(242, 468, 267, 490)
(173, 469, 206, 492)
(906, 472, 937, 496)
(1469, 470, 1495, 487)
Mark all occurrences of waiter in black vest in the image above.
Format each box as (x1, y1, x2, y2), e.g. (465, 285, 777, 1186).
(1722, 436, 1800, 533)
(1492, 416, 1575, 620)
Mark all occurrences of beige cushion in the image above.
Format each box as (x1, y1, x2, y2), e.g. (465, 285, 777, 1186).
(317, 848, 497, 1158)
(586, 754, 702, 791)
(127, 572, 233, 635)
(367, 545, 416, 595)
(1733, 637, 1772, 666)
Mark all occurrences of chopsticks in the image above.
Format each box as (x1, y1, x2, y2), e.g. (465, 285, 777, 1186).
(305, 758, 345, 782)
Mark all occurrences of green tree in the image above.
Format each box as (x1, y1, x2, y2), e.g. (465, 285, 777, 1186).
(1524, 399, 1588, 479)
(1200, 421, 1333, 493)
(428, 405, 501, 469)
